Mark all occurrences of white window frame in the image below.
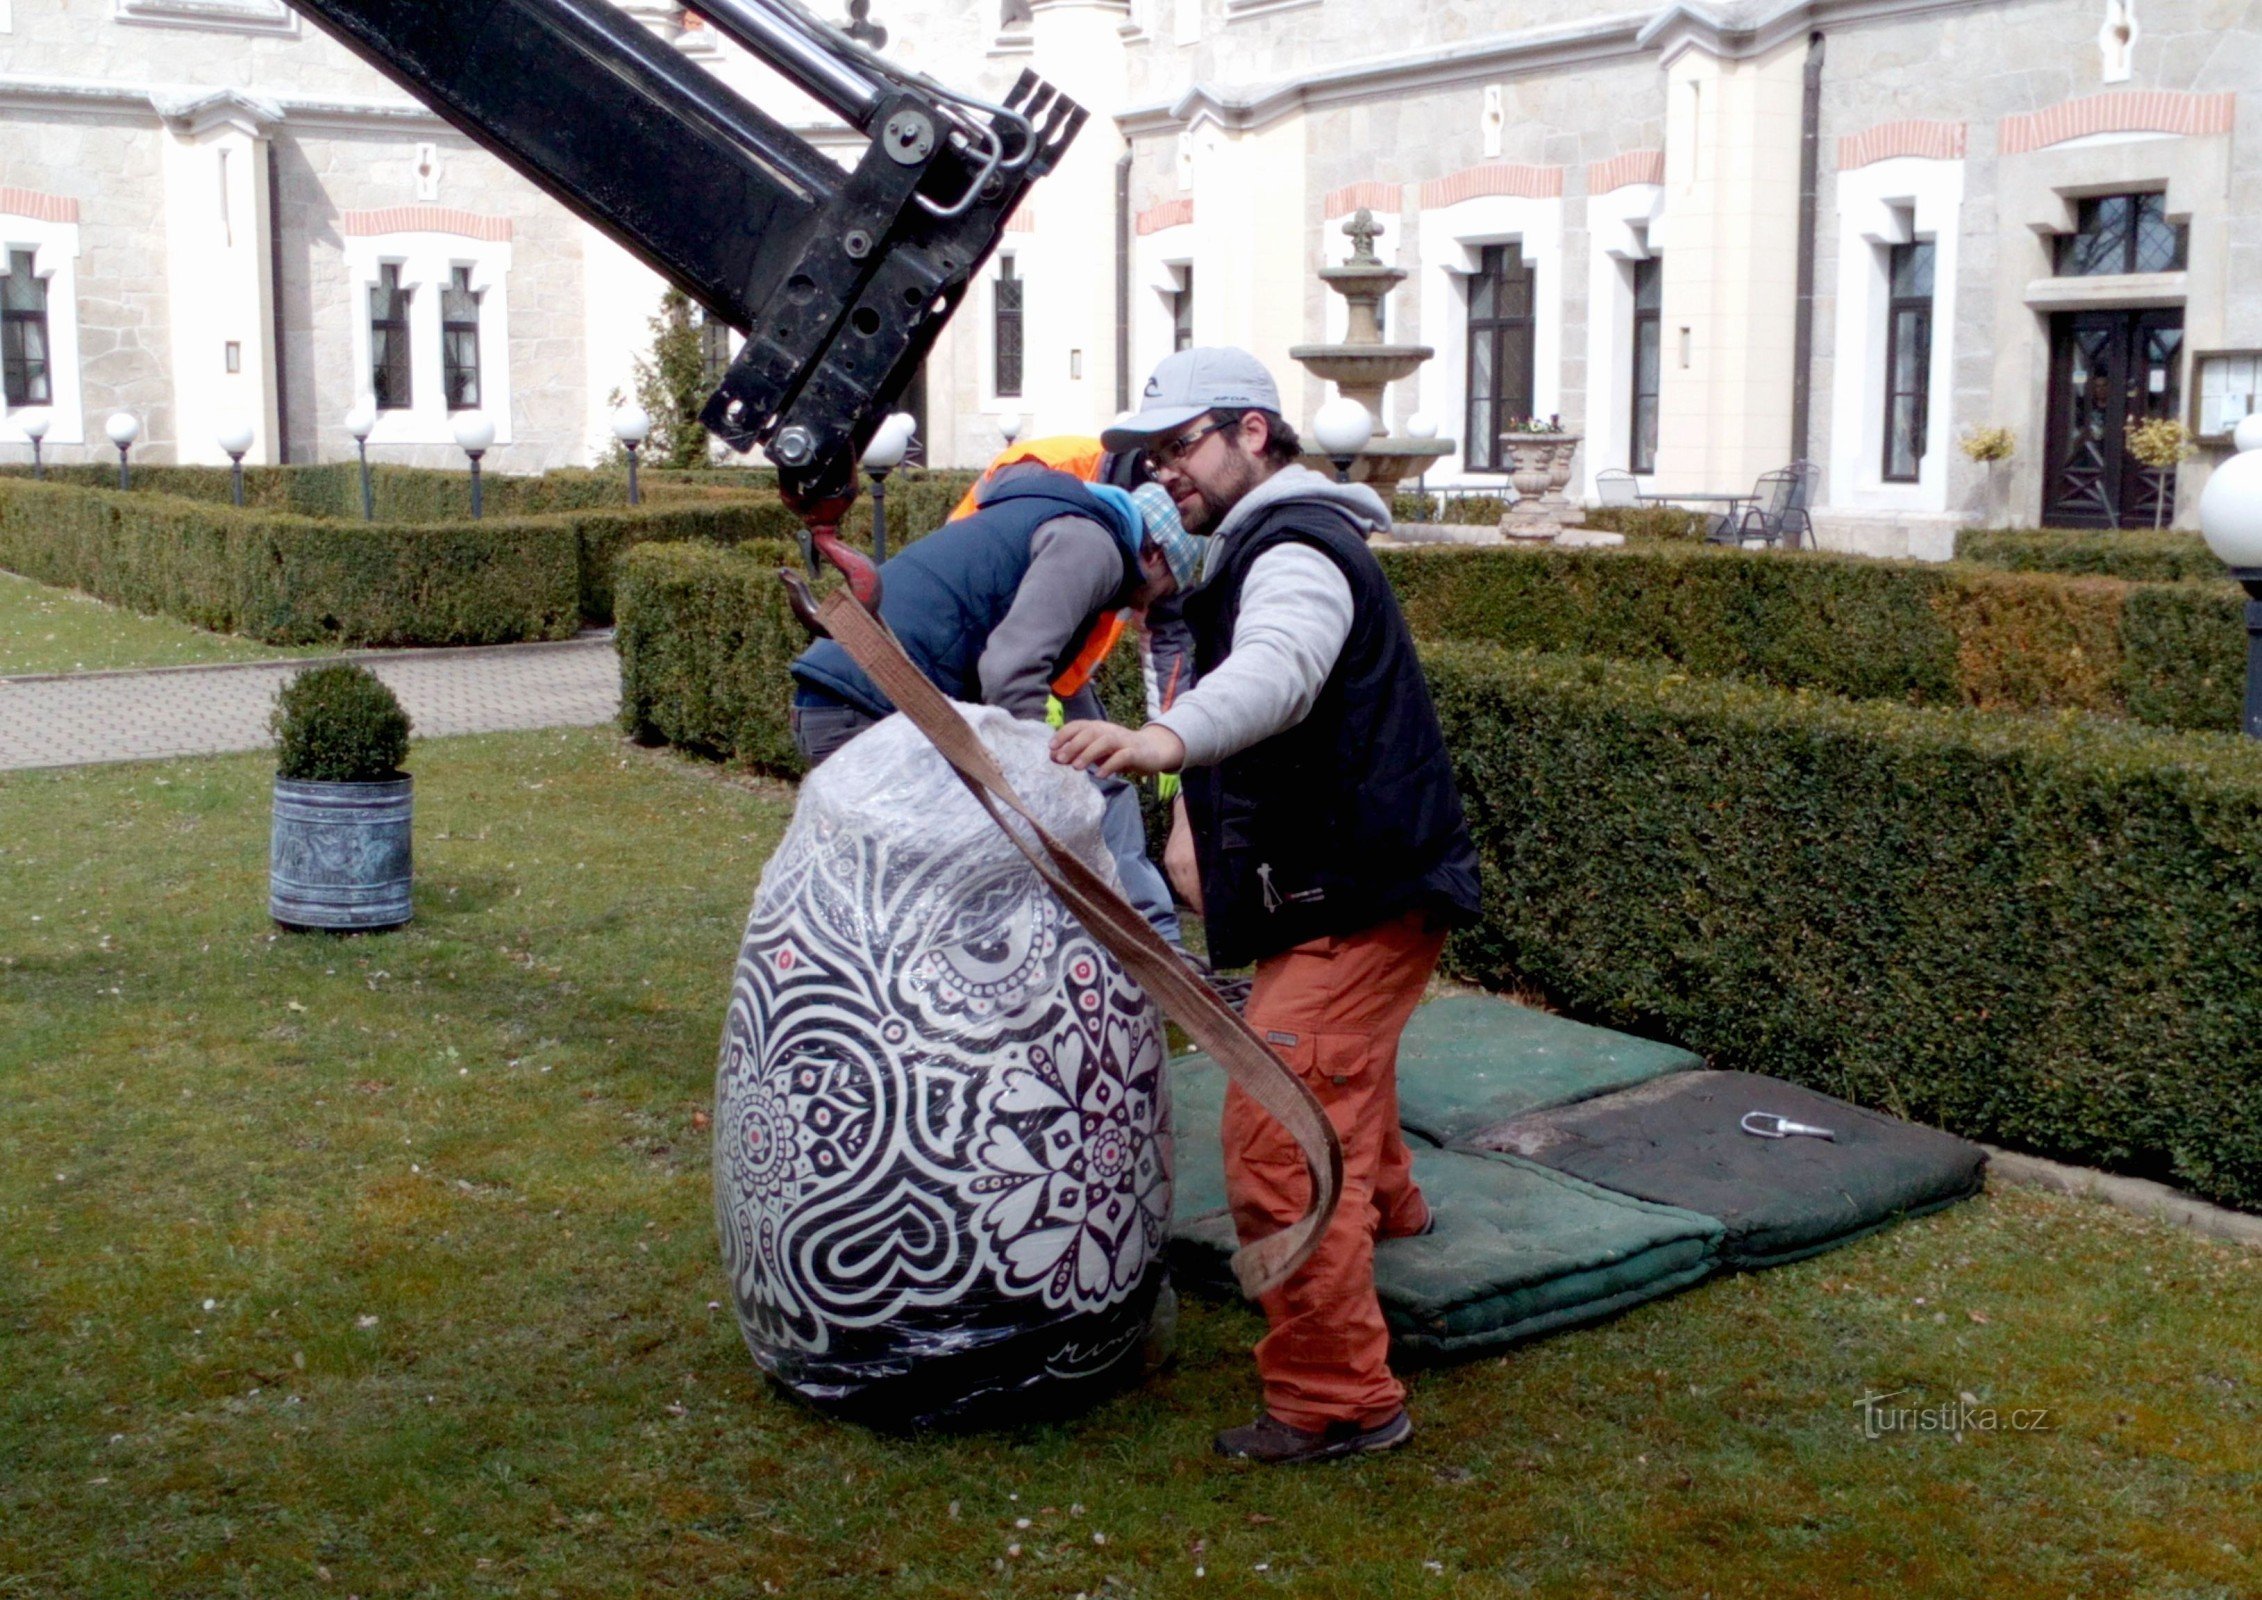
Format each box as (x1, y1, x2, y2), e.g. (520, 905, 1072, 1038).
(0, 214, 84, 447)
(984, 247, 1029, 411)
(1418, 193, 1565, 487)
(1582, 180, 1664, 497)
(1827, 156, 1962, 514)
(343, 230, 514, 448)
(1132, 220, 1195, 403)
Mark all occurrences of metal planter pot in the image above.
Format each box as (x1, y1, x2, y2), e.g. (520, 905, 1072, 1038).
(270, 776, 414, 932)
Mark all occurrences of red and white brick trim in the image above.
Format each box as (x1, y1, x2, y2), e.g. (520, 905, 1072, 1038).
(1135, 197, 1194, 235)
(1586, 150, 1665, 194)
(1998, 91, 2235, 156)
(1836, 120, 1968, 170)
(0, 187, 80, 224)
(339, 206, 513, 242)
(1417, 163, 1564, 209)
(1322, 181, 1404, 219)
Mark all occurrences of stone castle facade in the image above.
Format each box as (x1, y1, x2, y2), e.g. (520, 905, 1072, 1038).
(3, 1, 2259, 543)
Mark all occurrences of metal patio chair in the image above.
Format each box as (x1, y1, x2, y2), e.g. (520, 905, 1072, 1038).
(1718, 460, 1819, 549)
(1594, 468, 1643, 509)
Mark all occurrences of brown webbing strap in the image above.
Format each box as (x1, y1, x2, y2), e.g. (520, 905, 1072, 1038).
(813, 585, 1342, 1299)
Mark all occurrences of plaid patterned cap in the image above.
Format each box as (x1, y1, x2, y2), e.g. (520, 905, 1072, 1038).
(1130, 481, 1207, 591)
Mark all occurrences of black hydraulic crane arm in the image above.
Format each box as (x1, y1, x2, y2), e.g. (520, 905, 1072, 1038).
(289, 0, 1085, 529)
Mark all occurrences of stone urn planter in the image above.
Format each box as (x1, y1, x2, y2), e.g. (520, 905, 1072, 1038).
(267, 663, 416, 933)
(1499, 431, 1583, 539)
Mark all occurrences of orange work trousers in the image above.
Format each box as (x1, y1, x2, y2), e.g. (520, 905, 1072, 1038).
(1221, 911, 1446, 1433)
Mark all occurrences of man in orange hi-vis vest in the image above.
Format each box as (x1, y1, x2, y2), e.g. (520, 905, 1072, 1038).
(788, 437, 1204, 952)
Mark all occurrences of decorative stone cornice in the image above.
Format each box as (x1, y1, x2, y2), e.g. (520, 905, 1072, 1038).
(1587, 149, 1665, 193)
(150, 86, 285, 137)
(113, 0, 297, 38)
(341, 206, 514, 243)
(1118, 11, 1651, 136)
(1837, 118, 1966, 169)
(1135, 197, 1194, 235)
(1637, 0, 1996, 68)
(1418, 163, 1565, 209)
(1998, 90, 2235, 155)
(1322, 181, 1404, 219)
(0, 187, 80, 224)
(0, 73, 443, 129)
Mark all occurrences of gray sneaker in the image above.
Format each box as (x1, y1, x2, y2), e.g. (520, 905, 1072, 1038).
(1213, 1409, 1413, 1465)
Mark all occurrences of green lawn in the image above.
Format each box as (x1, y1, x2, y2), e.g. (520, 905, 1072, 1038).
(0, 570, 317, 676)
(3, 728, 2257, 1599)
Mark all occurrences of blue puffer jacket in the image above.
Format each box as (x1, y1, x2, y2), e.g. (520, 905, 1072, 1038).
(789, 468, 1143, 719)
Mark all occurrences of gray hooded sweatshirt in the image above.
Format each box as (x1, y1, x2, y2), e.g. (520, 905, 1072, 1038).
(1151, 466, 1391, 769)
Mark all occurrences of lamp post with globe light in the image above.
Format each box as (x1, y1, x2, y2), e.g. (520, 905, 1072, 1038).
(19, 409, 48, 479)
(218, 419, 255, 506)
(612, 404, 652, 505)
(2199, 413, 2262, 738)
(453, 411, 496, 519)
(106, 412, 140, 491)
(345, 403, 377, 520)
(861, 413, 913, 563)
(1313, 396, 1374, 485)
(998, 411, 1023, 448)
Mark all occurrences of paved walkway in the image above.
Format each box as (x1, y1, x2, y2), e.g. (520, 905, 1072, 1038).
(0, 636, 620, 772)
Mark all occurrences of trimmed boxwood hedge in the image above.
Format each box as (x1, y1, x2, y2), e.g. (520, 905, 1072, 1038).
(0, 470, 949, 643)
(1427, 643, 2262, 1212)
(1373, 542, 2245, 731)
(0, 477, 581, 645)
(1956, 527, 2226, 583)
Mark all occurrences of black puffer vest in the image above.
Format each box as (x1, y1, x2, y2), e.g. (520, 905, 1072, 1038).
(1180, 501, 1482, 967)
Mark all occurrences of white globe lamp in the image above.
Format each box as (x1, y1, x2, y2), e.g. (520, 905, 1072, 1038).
(862, 415, 915, 563)
(2200, 418, 2262, 736)
(998, 411, 1023, 446)
(344, 402, 378, 520)
(452, 411, 497, 519)
(1313, 396, 1375, 483)
(1406, 412, 1440, 441)
(105, 412, 140, 489)
(18, 407, 50, 479)
(611, 403, 652, 505)
(216, 418, 256, 506)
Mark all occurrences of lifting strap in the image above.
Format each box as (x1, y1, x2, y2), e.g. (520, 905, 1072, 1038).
(814, 584, 1341, 1299)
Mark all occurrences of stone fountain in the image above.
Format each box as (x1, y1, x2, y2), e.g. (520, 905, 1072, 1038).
(1289, 208, 1453, 488)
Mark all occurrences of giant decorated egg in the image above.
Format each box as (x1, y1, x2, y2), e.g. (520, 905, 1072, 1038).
(713, 709, 1172, 1428)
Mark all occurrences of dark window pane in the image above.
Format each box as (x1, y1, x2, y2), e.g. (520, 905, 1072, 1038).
(1171, 266, 1193, 353)
(1883, 244, 1933, 483)
(1466, 240, 1537, 471)
(2, 249, 41, 312)
(2132, 193, 2187, 273)
(700, 315, 733, 390)
(441, 265, 481, 412)
(1890, 240, 1934, 298)
(370, 263, 412, 411)
(1633, 255, 1661, 312)
(993, 257, 1023, 398)
(3, 249, 52, 407)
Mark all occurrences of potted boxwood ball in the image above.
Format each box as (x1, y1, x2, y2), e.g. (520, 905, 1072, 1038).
(268, 663, 415, 932)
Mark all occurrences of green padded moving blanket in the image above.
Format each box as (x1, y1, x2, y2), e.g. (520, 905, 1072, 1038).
(1166, 995, 1986, 1360)
(1468, 1070, 1989, 1269)
(1170, 1056, 1723, 1361)
(1393, 994, 1701, 1146)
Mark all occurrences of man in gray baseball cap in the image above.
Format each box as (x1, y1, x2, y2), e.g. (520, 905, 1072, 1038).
(1059, 346, 1482, 1466)
(1101, 347, 1291, 541)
